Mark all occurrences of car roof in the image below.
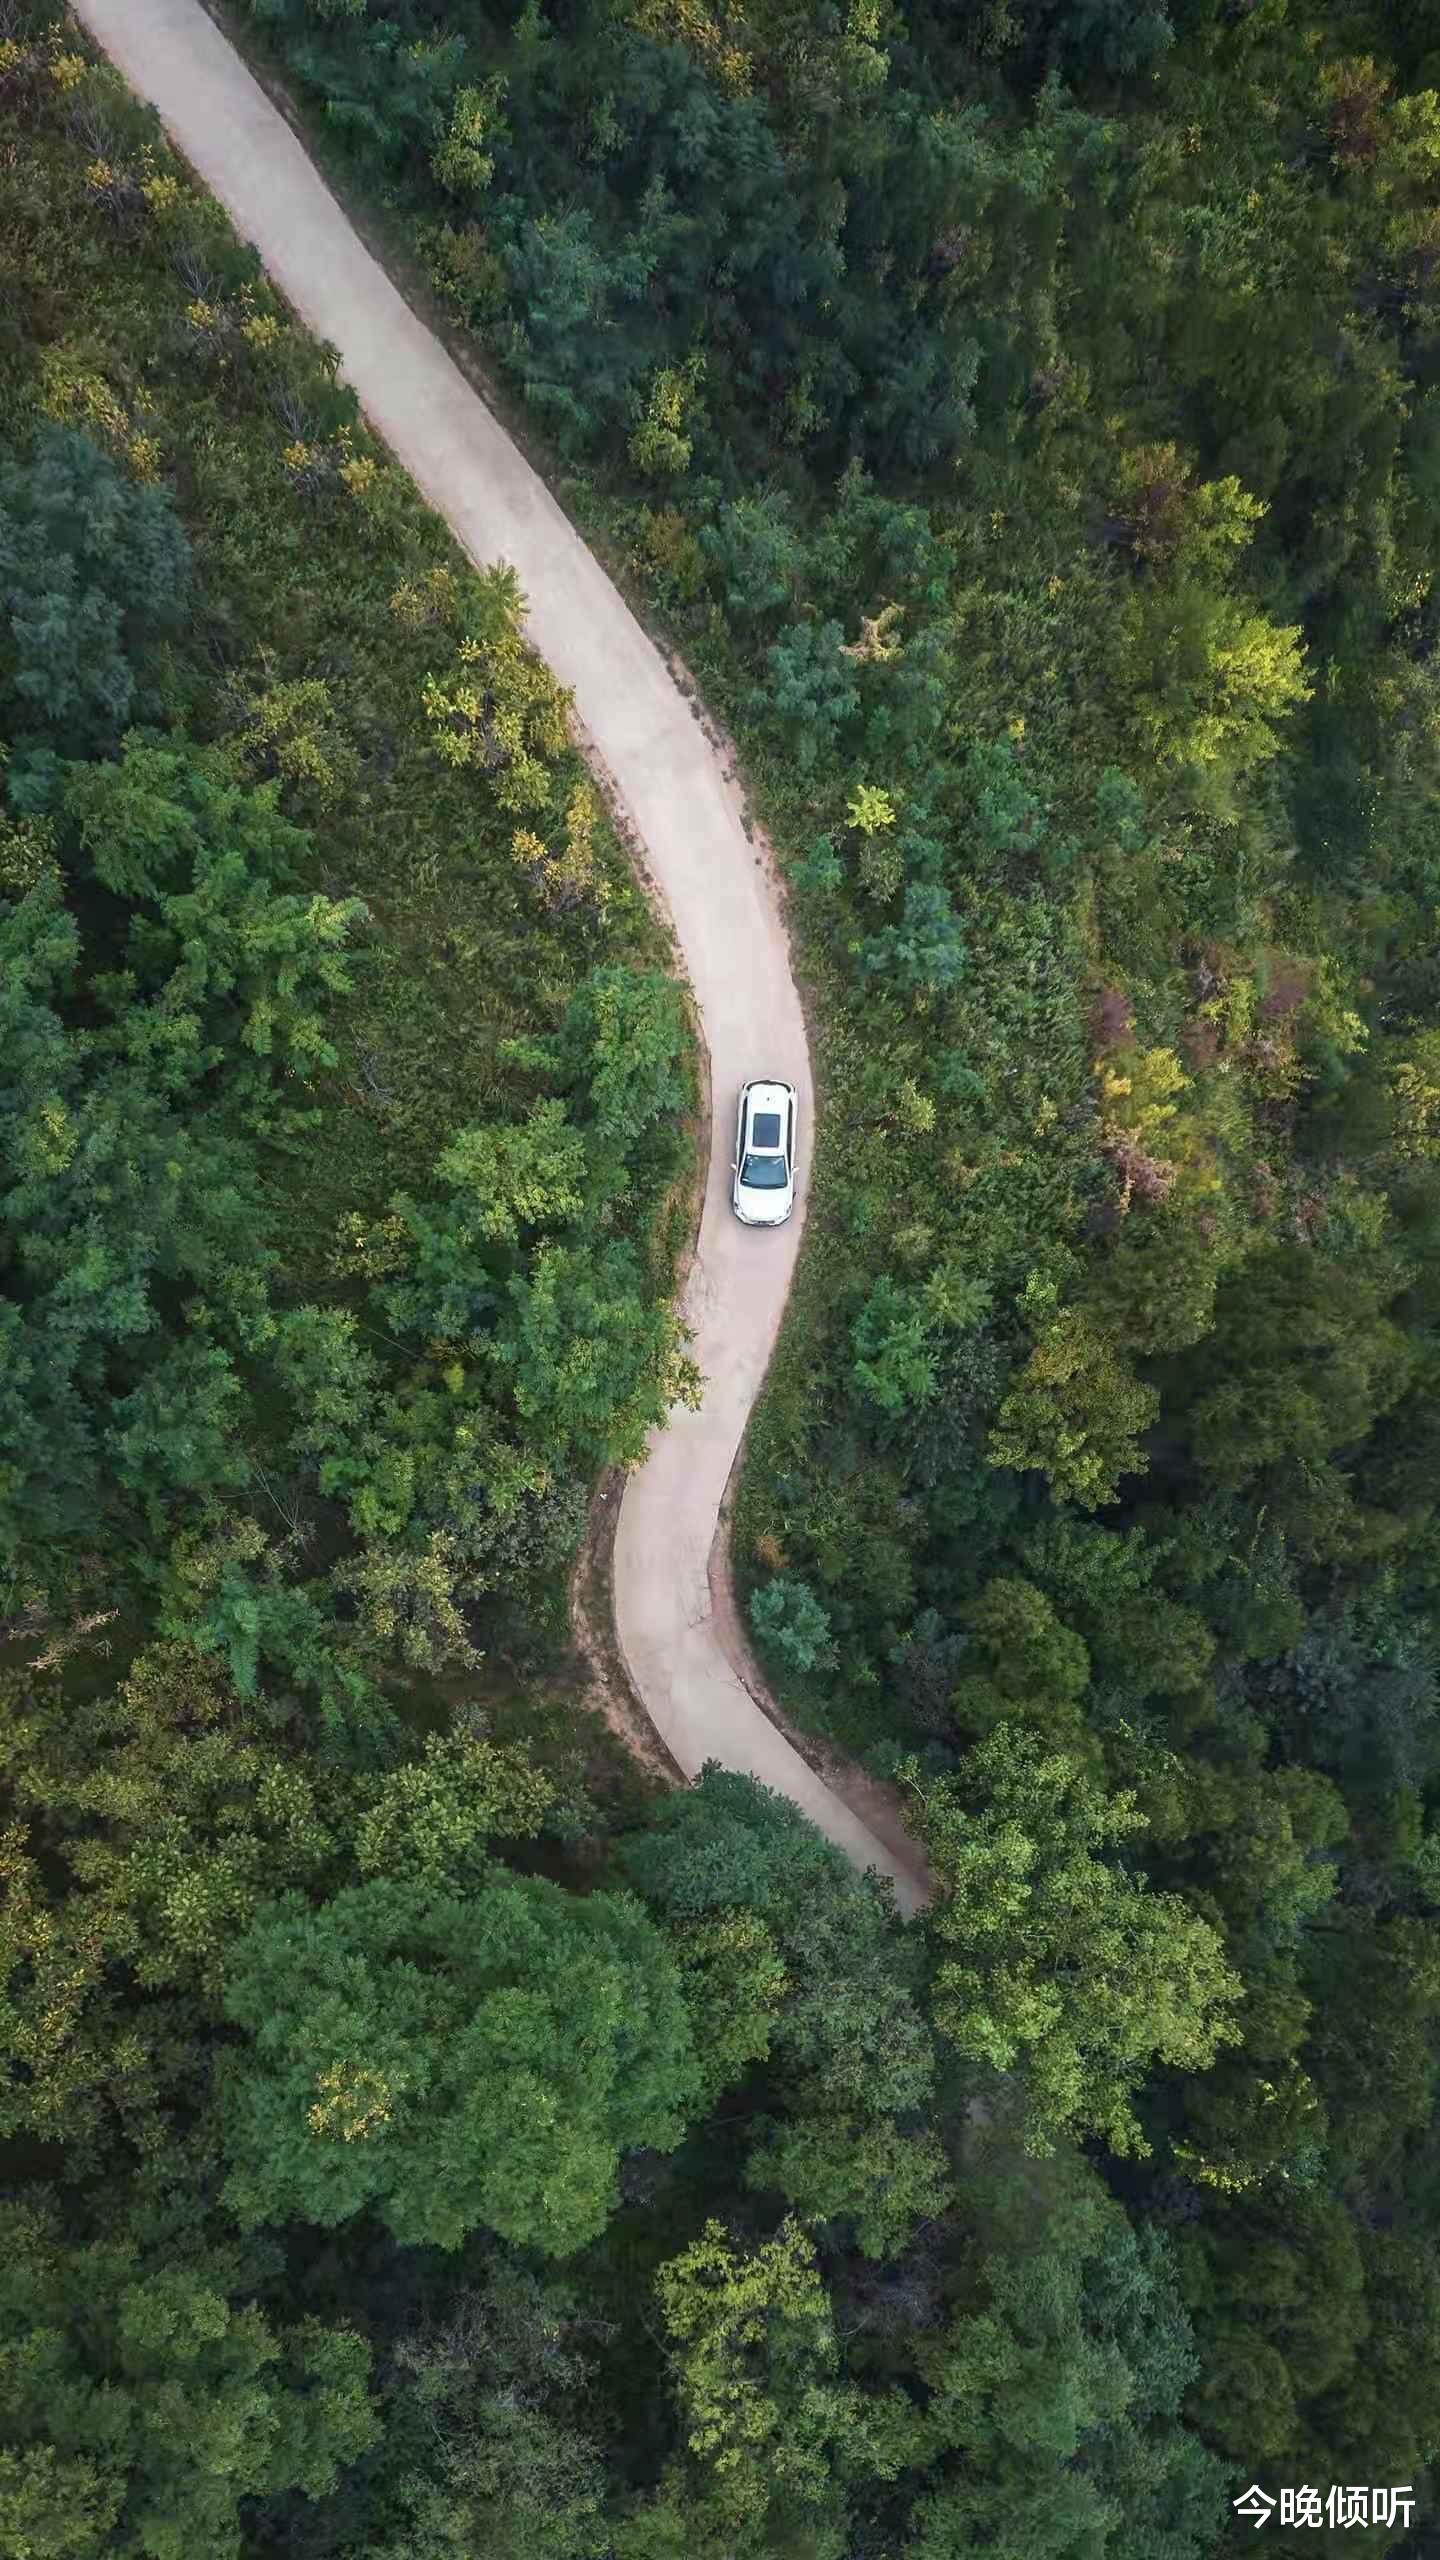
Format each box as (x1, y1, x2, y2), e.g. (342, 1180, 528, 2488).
(744, 1080, 794, 1116)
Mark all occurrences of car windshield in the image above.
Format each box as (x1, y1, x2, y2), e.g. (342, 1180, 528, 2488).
(741, 1151, 789, 1189)
(749, 1110, 783, 1147)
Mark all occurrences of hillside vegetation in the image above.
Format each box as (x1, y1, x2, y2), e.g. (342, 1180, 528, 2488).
(4, 0, 1440, 2553)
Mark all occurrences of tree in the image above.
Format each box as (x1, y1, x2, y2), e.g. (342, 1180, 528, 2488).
(1088, 1211, 1224, 1358)
(486, 1238, 697, 1468)
(1078, 2223, 1231, 2560)
(1107, 446, 1265, 579)
(858, 882, 968, 995)
(503, 964, 689, 1197)
(0, 861, 270, 1585)
(1154, 1759, 1346, 1952)
(910, 2152, 1221, 2560)
(219, 1875, 699, 2252)
(365, 2266, 613, 2560)
(700, 493, 803, 620)
(63, 741, 366, 1090)
(749, 1573, 837, 1674)
(373, 1101, 590, 1344)
(0, 426, 191, 763)
(353, 1729, 556, 1888)
(988, 1296, 1158, 1510)
(948, 1574, 1093, 1752)
(622, 1765, 942, 2255)
(671, 1907, 791, 2105)
(850, 1275, 939, 1413)
(905, 1727, 1240, 2155)
(619, 1764, 856, 1925)
(958, 734, 1047, 861)
(652, 2219, 897, 2544)
(0, 1642, 345, 2168)
(0, 1641, 340, 1985)
(0, 2198, 374, 2560)
(755, 620, 860, 771)
(502, 207, 656, 451)
(0, 2441, 118, 2560)
(620, 1766, 935, 2119)
(1001, 0, 1174, 80)
(1116, 579, 1311, 790)
(1335, 2221, 1440, 2490)
(1304, 1911, 1440, 2182)
(1176, 1244, 1412, 1505)
(629, 359, 705, 477)
(432, 1102, 587, 1246)
(1182, 2189, 1371, 2467)
(432, 76, 509, 199)
(110, 1336, 248, 1527)
(747, 2113, 952, 2260)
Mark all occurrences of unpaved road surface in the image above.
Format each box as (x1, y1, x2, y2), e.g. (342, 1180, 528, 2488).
(73, 0, 925, 1913)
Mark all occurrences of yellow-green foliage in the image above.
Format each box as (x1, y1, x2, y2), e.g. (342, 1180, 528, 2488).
(421, 619, 570, 812)
(431, 76, 508, 198)
(1390, 1029, 1440, 1160)
(511, 783, 614, 915)
(846, 781, 897, 835)
(654, 2218, 849, 2521)
(988, 1288, 1160, 1511)
(354, 1729, 555, 1882)
(238, 675, 352, 809)
(628, 357, 706, 477)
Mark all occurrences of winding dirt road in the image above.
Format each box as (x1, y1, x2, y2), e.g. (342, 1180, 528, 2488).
(73, 0, 925, 1912)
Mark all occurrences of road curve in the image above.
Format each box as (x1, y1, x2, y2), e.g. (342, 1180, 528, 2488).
(74, 0, 924, 1911)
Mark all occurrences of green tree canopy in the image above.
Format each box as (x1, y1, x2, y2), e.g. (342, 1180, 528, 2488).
(220, 1874, 700, 2251)
(0, 2198, 374, 2560)
(988, 1299, 1158, 1511)
(63, 738, 366, 1089)
(0, 426, 191, 767)
(646, 2217, 902, 2549)
(620, 1764, 936, 2119)
(912, 2147, 1226, 2560)
(906, 1726, 1241, 2155)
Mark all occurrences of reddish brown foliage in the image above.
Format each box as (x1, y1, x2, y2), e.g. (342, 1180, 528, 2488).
(1092, 987, 1135, 1051)
(1104, 1132, 1176, 1214)
(1258, 964, 1310, 1023)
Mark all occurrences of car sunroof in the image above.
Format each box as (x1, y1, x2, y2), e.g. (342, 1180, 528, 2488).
(751, 1111, 782, 1147)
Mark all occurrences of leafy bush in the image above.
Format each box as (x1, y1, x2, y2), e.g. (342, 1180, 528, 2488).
(750, 1574, 837, 1675)
(0, 424, 191, 763)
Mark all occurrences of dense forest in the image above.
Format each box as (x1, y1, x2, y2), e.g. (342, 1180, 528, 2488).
(5, 0, 1440, 2550)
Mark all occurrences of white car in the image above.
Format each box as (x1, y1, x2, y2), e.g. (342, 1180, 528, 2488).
(732, 1079, 797, 1226)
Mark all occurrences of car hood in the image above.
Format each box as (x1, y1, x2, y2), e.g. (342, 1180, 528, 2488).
(736, 1188, 791, 1226)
